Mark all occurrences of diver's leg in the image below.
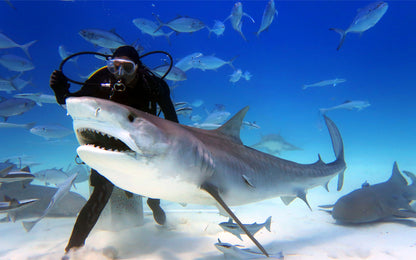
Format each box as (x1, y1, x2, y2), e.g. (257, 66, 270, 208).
(65, 169, 114, 252)
(147, 198, 166, 225)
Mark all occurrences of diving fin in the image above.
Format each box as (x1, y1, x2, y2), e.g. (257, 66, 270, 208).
(200, 182, 269, 257)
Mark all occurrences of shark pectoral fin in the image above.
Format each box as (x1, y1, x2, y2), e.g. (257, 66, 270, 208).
(22, 220, 37, 232)
(236, 233, 243, 241)
(281, 196, 296, 206)
(200, 181, 269, 257)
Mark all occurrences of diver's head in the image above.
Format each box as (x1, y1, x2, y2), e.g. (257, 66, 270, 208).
(107, 46, 142, 83)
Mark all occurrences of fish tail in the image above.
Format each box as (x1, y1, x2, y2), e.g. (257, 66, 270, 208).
(152, 13, 164, 33)
(302, 85, 309, 90)
(323, 115, 346, 191)
(20, 40, 37, 59)
(227, 55, 239, 70)
(25, 122, 36, 130)
(166, 31, 174, 45)
(265, 216, 272, 232)
(329, 28, 346, 51)
(319, 108, 327, 115)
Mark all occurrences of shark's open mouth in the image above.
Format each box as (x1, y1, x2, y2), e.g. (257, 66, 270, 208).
(76, 128, 133, 152)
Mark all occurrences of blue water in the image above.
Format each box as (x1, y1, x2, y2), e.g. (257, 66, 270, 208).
(1, 0, 415, 258)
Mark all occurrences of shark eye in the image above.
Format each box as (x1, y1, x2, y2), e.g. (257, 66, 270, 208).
(128, 114, 135, 122)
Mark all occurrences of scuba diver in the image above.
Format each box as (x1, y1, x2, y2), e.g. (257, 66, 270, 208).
(49, 45, 179, 252)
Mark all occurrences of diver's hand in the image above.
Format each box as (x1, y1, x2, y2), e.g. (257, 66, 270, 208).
(50, 70, 69, 91)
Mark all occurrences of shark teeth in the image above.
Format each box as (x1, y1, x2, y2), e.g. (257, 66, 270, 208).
(76, 128, 133, 153)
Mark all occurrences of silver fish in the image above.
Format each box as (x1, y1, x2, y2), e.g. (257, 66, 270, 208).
(22, 173, 79, 232)
(229, 69, 243, 83)
(319, 100, 370, 114)
(250, 133, 301, 155)
(0, 33, 37, 59)
(256, 0, 278, 37)
(192, 55, 236, 71)
(29, 124, 73, 140)
(132, 18, 174, 43)
(208, 20, 226, 38)
(0, 97, 36, 121)
(330, 1, 388, 50)
(303, 78, 346, 90)
(153, 14, 206, 33)
(224, 2, 255, 41)
(0, 121, 35, 130)
(0, 197, 39, 213)
(79, 28, 126, 49)
(151, 65, 187, 81)
(14, 93, 58, 106)
(0, 54, 34, 72)
(175, 52, 203, 72)
(215, 239, 284, 259)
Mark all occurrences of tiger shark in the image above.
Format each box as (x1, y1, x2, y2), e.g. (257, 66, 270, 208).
(66, 97, 347, 257)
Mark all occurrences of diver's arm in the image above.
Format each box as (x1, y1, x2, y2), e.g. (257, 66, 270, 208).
(156, 79, 179, 123)
(49, 70, 70, 105)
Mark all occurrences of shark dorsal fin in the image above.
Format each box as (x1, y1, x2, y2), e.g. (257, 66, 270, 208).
(215, 106, 249, 145)
(388, 161, 408, 187)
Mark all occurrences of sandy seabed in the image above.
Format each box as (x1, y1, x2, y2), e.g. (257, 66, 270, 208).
(1, 188, 415, 260)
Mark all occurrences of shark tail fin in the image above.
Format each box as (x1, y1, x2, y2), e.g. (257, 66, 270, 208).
(329, 28, 346, 51)
(403, 170, 416, 200)
(323, 115, 346, 191)
(265, 216, 272, 232)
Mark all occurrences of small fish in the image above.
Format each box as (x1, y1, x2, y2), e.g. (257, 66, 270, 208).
(14, 93, 58, 106)
(0, 33, 37, 59)
(29, 124, 73, 139)
(79, 28, 126, 49)
(220, 216, 272, 240)
(174, 102, 188, 109)
(208, 20, 225, 38)
(330, 1, 388, 50)
(0, 121, 36, 130)
(256, 0, 278, 37)
(191, 122, 223, 130)
(0, 97, 36, 121)
(319, 100, 370, 114)
(0, 166, 35, 183)
(251, 134, 301, 155)
(303, 78, 346, 90)
(175, 52, 203, 72)
(22, 172, 78, 232)
(242, 121, 260, 130)
(0, 197, 39, 213)
(33, 167, 70, 186)
(192, 55, 236, 71)
(151, 65, 187, 81)
(176, 106, 193, 117)
(242, 71, 252, 81)
(132, 18, 174, 43)
(153, 14, 206, 34)
(224, 2, 255, 41)
(202, 109, 230, 125)
(0, 54, 35, 72)
(215, 239, 284, 259)
(229, 69, 243, 83)
(191, 99, 204, 108)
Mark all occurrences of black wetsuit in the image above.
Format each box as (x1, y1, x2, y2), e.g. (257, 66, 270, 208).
(52, 66, 178, 252)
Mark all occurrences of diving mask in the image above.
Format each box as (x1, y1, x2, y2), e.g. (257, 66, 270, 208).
(107, 58, 137, 76)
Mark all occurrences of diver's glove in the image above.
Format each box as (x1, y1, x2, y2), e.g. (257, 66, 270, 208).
(50, 70, 70, 92)
(50, 70, 70, 105)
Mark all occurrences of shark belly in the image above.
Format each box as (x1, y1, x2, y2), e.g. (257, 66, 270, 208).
(77, 145, 215, 205)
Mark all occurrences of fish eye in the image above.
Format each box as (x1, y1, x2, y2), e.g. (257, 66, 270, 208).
(127, 114, 135, 122)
